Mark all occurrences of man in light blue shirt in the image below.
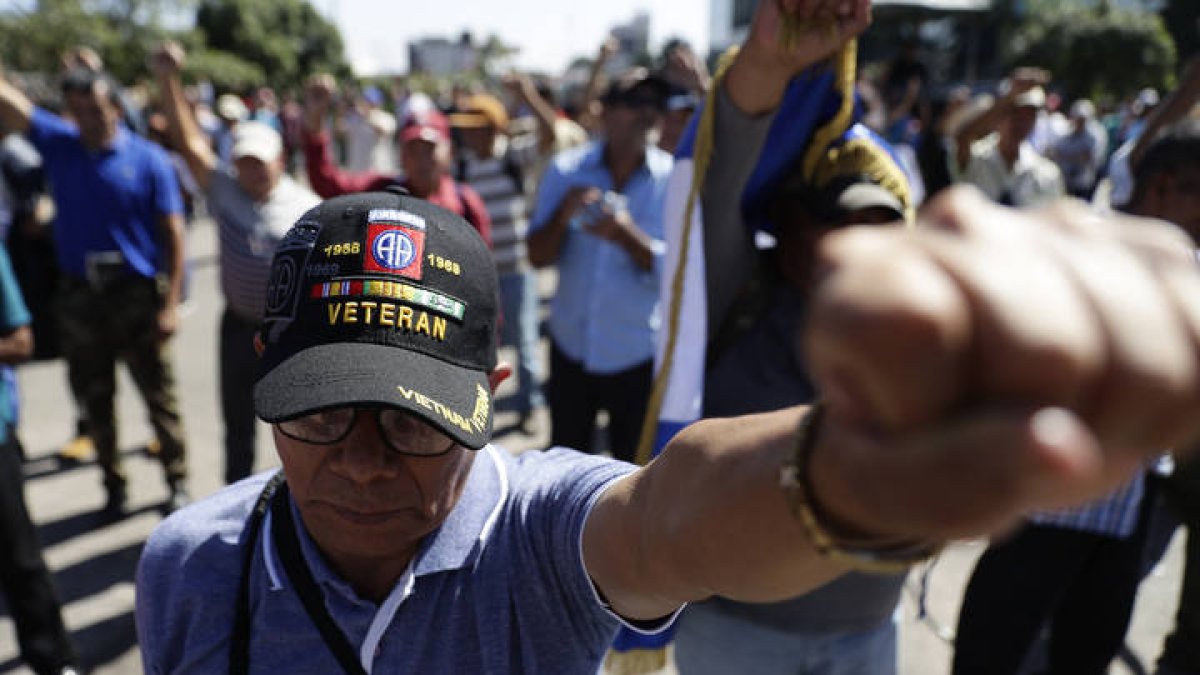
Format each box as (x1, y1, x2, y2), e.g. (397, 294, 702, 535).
(528, 69, 672, 462)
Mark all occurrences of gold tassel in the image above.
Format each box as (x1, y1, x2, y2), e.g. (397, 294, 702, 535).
(802, 38, 858, 183)
(812, 138, 914, 222)
(632, 45, 741, 468)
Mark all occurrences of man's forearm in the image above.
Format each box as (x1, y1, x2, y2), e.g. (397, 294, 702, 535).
(159, 215, 186, 309)
(0, 78, 34, 135)
(0, 326, 33, 365)
(585, 407, 851, 621)
(526, 207, 571, 268)
(155, 71, 214, 189)
(614, 222, 655, 271)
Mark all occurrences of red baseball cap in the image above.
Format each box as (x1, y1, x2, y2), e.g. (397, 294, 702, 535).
(399, 110, 450, 145)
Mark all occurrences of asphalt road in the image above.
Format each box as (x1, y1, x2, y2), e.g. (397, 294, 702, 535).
(0, 216, 1186, 674)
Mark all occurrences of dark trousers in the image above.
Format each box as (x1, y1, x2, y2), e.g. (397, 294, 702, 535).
(1160, 457, 1200, 672)
(547, 341, 652, 464)
(953, 509, 1153, 675)
(220, 307, 259, 484)
(57, 277, 187, 491)
(0, 430, 78, 673)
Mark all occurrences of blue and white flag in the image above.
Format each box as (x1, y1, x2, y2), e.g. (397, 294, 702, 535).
(606, 43, 867, 674)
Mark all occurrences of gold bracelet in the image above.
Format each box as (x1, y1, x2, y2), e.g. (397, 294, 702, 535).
(779, 402, 941, 574)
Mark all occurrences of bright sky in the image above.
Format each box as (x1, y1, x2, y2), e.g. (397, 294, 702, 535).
(316, 0, 711, 76)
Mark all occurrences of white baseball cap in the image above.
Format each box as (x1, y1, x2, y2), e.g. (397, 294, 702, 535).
(231, 121, 282, 162)
(216, 93, 249, 121)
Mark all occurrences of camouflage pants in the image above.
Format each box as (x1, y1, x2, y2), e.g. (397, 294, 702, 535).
(57, 276, 187, 490)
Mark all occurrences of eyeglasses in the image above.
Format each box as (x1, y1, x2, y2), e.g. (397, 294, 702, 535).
(276, 406, 454, 457)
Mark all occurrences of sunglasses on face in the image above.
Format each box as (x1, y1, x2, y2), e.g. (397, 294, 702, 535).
(276, 406, 455, 457)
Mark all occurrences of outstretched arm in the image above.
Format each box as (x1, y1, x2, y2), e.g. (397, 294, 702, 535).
(150, 41, 217, 193)
(504, 71, 558, 155)
(0, 65, 34, 135)
(577, 36, 618, 134)
(953, 67, 1050, 170)
(702, 0, 873, 332)
(301, 74, 384, 197)
(586, 186, 1200, 620)
(1130, 56, 1200, 169)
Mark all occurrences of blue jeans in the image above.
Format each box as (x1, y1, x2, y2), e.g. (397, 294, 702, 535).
(498, 270, 543, 413)
(673, 605, 898, 675)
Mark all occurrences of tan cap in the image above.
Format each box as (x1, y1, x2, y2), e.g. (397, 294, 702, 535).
(448, 94, 509, 131)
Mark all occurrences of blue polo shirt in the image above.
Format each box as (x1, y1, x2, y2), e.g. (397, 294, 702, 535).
(26, 107, 183, 279)
(0, 245, 29, 444)
(529, 141, 672, 374)
(136, 446, 675, 674)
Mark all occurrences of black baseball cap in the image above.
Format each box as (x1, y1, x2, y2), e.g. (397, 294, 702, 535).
(602, 68, 670, 110)
(254, 187, 498, 449)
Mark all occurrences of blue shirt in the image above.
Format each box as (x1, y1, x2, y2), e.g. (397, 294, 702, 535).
(136, 446, 673, 674)
(530, 141, 672, 373)
(0, 245, 29, 443)
(27, 107, 183, 279)
(1028, 473, 1145, 538)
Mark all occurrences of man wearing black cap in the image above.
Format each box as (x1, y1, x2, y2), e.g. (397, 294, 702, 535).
(527, 67, 673, 463)
(131, 173, 1200, 673)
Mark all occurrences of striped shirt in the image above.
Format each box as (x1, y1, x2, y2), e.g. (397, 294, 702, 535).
(1028, 473, 1145, 538)
(458, 135, 540, 276)
(207, 168, 321, 321)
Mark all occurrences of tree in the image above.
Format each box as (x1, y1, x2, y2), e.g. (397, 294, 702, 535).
(1005, 0, 1176, 101)
(195, 0, 351, 92)
(0, 0, 199, 84)
(0, 1, 116, 75)
(1161, 0, 1200, 61)
(475, 33, 518, 79)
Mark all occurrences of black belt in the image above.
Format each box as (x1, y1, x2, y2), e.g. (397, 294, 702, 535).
(62, 271, 151, 292)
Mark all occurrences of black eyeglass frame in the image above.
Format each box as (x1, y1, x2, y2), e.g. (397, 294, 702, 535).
(274, 405, 456, 457)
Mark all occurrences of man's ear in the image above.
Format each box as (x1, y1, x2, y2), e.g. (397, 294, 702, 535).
(487, 363, 513, 393)
(253, 331, 265, 357)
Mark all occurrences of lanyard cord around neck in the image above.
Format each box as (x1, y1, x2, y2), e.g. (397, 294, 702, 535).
(229, 473, 369, 675)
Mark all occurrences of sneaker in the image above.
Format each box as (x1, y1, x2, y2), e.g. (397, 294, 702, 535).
(58, 435, 95, 465)
(163, 482, 190, 516)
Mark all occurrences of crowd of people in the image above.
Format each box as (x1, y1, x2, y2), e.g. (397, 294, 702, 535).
(0, 0, 1197, 673)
